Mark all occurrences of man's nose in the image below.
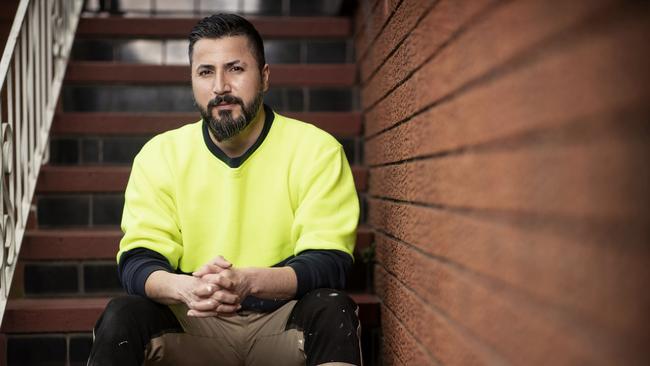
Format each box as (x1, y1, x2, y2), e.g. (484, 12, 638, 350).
(212, 71, 231, 94)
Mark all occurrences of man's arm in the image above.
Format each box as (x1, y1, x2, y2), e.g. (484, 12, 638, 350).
(187, 249, 351, 316)
(119, 247, 240, 313)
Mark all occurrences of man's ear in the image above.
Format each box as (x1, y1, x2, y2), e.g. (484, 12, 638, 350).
(261, 64, 270, 92)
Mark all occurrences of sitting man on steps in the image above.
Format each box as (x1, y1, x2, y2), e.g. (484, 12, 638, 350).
(87, 13, 362, 366)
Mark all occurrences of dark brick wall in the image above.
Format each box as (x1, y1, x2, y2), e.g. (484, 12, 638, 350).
(7, 333, 92, 366)
(356, 0, 650, 364)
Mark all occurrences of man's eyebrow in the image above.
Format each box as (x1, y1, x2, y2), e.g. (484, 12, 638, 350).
(225, 60, 246, 68)
(196, 64, 215, 71)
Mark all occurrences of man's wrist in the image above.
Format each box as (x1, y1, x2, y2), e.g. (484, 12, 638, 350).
(238, 267, 259, 296)
(237, 266, 297, 300)
(145, 270, 187, 304)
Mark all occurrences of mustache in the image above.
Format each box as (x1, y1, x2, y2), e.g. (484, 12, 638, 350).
(207, 94, 244, 109)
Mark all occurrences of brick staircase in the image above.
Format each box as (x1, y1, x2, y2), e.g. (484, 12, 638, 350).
(1, 8, 379, 366)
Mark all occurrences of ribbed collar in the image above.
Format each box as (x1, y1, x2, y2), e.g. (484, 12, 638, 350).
(202, 104, 274, 168)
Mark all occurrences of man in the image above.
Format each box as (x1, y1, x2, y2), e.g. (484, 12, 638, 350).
(87, 13, 362, 366)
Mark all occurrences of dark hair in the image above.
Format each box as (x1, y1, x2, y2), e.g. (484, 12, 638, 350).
(188, 14, 266, 71)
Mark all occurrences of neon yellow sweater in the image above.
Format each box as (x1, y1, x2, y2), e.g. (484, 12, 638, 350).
(118, 107, 359, 273)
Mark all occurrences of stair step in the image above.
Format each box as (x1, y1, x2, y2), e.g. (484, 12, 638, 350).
(36, 165, 368, 193)
(2, 298, 108, 333)
(2, 293, 380, 333)
(21, 227, 373, 261)
(21, 230, 119, 260)
(76, 17, 351, 38)
(53, 112, 361, 136)
(65, 63, 357, 87)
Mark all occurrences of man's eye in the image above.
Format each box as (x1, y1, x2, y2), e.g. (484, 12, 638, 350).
(198, 70, 212, 76)
(231, 66, 243, 72)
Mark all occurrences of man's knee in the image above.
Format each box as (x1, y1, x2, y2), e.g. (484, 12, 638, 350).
(95, 296, 163, 338)
(96, 296, 140, 334)
(289, 289, 362, 365)
(302, 288, 357, 316)
(288, 289, 359, 329)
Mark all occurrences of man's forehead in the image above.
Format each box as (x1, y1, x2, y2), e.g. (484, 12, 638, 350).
(192, 36, 256, 63)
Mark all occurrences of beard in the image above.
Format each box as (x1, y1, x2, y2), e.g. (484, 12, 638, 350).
(196, 90, 264, 142)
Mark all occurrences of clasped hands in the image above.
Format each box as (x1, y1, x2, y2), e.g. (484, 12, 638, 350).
(180, 256, 251, 317)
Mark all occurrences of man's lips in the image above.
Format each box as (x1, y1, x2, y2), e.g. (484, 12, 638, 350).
(212, 102, 237, 109)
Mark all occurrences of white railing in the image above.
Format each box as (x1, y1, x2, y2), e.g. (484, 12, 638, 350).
(0, 0, 83, 324)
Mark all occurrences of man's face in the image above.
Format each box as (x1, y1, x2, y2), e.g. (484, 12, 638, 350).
(191, 35, 269, 142)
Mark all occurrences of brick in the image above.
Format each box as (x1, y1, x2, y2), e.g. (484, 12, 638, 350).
(69, 335, 93, 364)
(375, 267, 502, 365)
(7, 336, 67, 365)
(364, 0, 623, 137)
(354, 0, 400, 62)
(77, 17, 352, 38)
(381, 259, 624, 365)
(53, 112, 362, 136)
(49, 138, 79, 164)
(358, 0, 438, 83)
(0, 333, 5, 366)
(369, 200, 650, 358)
(381, 304, 437, 365)
(368, 140, 649, 218)
(353, 0, 381, 37)
(360, 0, 496, 109)
(92, 195, 125, 226)
(37, 196, 90, 227)
(83, 263, 123, 293)
(65, 63, 357, 87)
(23, 264, 79, 295)
(102, 137, 149, 164)
(364, 16, 650, 164)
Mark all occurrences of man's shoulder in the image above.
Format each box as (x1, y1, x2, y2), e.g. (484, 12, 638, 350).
(272, 112, 340, 151)
(137, 120, 202, 159)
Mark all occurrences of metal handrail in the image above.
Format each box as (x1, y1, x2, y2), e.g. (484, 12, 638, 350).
(0, 0, 83, 324)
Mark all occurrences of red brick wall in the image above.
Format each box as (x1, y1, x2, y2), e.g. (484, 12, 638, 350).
(355, 0, 650, 364)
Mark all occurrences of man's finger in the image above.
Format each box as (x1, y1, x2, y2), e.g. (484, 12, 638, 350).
(192, 256, 232, 277)
(192, 264, 222, 277)
(211, 255, 232, 269)
(187, 309, 221, 318)
(212, 290, 239, 305)
(215, 303, 240, 314)
(189, 298, 219, 312)
(192, 284, 217, 297)
(202, 273, 235, 290)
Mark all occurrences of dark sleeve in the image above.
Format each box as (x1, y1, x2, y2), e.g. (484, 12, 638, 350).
(285, 249, 353, 298)
(118, 247, 173, 296)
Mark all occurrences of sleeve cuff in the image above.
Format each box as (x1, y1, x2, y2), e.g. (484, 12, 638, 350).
(286, 260, 312, 298)
(132, 264, 171, 297)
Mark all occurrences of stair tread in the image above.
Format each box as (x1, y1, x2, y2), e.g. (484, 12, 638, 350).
(53, 112, 362, 136)
(2, 293, 380, 333)
(76, 17, 351, 38)
(36, 165, 367, 193)
(65, 63, 357, 86)
(21, 227, 373, 260)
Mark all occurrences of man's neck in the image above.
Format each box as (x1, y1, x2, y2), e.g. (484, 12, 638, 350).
(209, 106, 266, 158)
